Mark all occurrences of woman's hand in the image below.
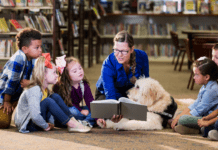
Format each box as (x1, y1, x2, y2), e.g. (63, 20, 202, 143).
(111, 115, 123, 123)
(81, 110, 89, 116)
(48, 123, 54, 130)
(97, 119, 106, 128)
(44, 124, 51, 131)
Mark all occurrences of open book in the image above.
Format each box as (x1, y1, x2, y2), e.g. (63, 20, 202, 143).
(90, 97, 147, 121)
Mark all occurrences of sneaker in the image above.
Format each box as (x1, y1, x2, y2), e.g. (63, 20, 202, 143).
(200, 127, 205, 136)
(68, 117, 91, 133)
(208, 130, 218, 141)
(78, 120, 93, 128)
(174, 125, 200, 135)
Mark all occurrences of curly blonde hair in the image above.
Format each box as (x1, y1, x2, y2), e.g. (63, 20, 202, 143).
(26, 56, 53, 94)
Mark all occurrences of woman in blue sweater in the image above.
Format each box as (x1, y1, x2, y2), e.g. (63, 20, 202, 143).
(95, 30, 149, 126)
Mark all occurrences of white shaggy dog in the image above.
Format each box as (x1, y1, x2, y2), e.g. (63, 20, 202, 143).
(103, 77, 194, 131)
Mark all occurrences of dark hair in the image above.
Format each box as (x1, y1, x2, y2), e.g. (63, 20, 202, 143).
(16, 28, 42, 50)
(193, 58, 218, 81)
(212, 43, 218, 51)
(113, 30, 137, 84)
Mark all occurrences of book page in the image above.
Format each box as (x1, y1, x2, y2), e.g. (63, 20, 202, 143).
(118, 97, 140, 105)
(91, 99, 119, 104)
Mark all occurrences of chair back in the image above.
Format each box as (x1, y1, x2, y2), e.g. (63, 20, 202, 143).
(170, 31, 180, 50)
(184, 39, 193, 62)
(192, 39, 214, 60)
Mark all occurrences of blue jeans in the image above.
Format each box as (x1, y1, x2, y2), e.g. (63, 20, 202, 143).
(27, 93, 74, 132)
(203, 120, 218, 137)
(69, 106, 95, 126)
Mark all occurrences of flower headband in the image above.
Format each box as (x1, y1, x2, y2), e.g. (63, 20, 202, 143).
(55, 55, 66, 74)
(41, 53, 53, 69)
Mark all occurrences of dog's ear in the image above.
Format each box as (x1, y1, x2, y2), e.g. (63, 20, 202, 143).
(149, 89, 157, 101)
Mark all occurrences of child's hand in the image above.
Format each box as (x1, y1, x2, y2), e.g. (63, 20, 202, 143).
(97, 119, 106, 128)
(48, 123, 54, 130)
(197, 119, 209, 127)
(20, 79, 30, 88)
(111, 115, 123, 123)
(171, 117, 179, 129)
(2, 102, 14, 115)
(81, 110, 89, 116)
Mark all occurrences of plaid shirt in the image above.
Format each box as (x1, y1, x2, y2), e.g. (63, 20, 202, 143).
(0, 50, 35, 104)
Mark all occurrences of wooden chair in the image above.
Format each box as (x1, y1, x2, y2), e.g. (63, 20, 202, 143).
(170, 31, 186, 71)
(187, 39, 214, 90)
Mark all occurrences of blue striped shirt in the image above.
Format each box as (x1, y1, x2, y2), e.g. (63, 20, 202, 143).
(0, 50, 35, 104)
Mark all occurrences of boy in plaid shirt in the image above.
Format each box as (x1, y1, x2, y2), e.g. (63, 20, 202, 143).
(0, 28, 42, 128)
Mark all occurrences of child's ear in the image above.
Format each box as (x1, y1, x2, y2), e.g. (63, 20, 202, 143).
(22, 46, 28, 54)
(205, 74, 210, 81)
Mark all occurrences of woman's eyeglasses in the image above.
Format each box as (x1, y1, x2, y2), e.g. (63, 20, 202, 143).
(113, 49, 129, 55)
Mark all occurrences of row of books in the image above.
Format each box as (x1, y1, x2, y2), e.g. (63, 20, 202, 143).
(103, 23, 176, 36)
(0, 39, 16, 57)
(189, 24, 218, 30)
(56, 9, 66, 27)
(0, 39, 52, 58)
(0, 15, 52, 33)
(0, 0, 52, 7)
(101, 42, 176, 57)
(146, 43, 176, 57)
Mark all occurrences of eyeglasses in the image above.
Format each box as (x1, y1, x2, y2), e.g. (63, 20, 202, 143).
(113, 49, 129, 55)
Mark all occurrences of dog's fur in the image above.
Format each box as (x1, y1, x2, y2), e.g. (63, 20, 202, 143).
(103, 77, 195, 131)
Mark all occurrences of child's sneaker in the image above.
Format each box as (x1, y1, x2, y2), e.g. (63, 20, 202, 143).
(174, 125, 199, 134)
(208, 130, 218, 141)
(78, 120, 93, 128)
(68, 117, 91, 133)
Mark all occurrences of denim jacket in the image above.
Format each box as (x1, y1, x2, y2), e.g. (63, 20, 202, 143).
(189, 80, 218, 117)
(96, 49, 149, 100)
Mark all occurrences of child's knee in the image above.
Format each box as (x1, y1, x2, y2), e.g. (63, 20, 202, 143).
(50, 93, 62, 100)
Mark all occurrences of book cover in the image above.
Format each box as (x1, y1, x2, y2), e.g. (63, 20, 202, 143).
(91, 97, 147, 121)
(138, 0, 148, 14)
(166, 1, 177, 14)
(183, 0, 197, 14)
(200, 2, 209, 14)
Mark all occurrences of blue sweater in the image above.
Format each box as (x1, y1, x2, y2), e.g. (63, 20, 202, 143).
(96, 49, 149, 100)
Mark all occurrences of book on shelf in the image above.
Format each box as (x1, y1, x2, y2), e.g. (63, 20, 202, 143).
(100, 0, 113, 13)
(58, 39, 65, 55)
(0, 40, 6, 57)
(92, 7, 101, 19)
(213, 2, 218, 14)
(55, 9, 66, 26)
(71, 22, 79, 37)
(0, 0, 15, 6)
(90, 97, 147, 121)
(9, 19, 23, 31)
(24, 15, 36, 29)
(98, 2, 107, 16)
(45, 0, 52, 6)
(15, 0, 27, 7)
(200, 2, 209, 14)
(183, 0, 197, 14)
(27, 0, 43, 6)
(0, 18, 10, 33)
(153, 1, 163, 14)
(137, 0, 148, 14)
(166, 1, 177, 14)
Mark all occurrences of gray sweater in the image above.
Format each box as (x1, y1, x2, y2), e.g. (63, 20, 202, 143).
(14, 85, 53, 133)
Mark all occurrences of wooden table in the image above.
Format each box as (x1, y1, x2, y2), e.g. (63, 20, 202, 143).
(182, 30, 218, 69)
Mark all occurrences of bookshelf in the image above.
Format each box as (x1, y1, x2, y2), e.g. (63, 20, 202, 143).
(0, 2, 53, 60)
(99, 13, 218, 60)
